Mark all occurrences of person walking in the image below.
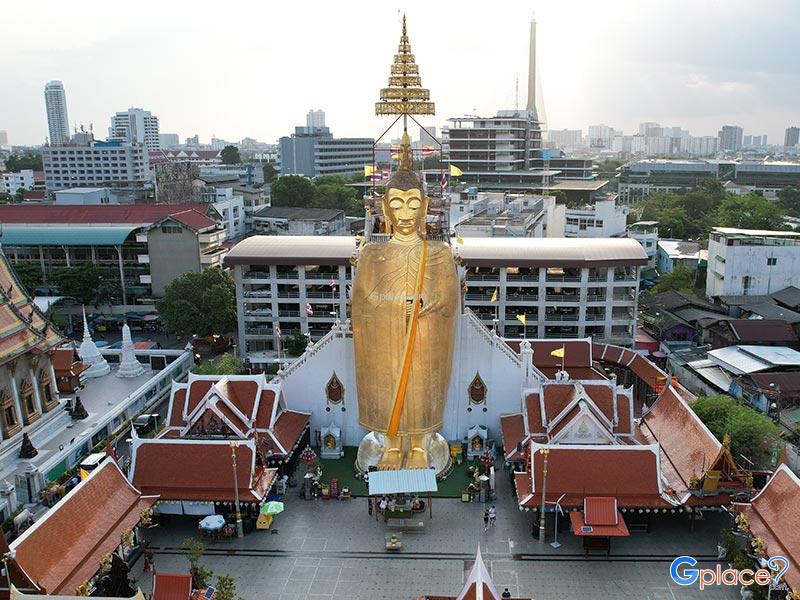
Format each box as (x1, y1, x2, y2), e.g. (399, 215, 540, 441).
(502, 588, 512, 598)
(483, 509, 490, 531)
(489, 505, 497, 527)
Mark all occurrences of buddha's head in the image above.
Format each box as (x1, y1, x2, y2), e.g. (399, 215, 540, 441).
(382, 131, 428, 238)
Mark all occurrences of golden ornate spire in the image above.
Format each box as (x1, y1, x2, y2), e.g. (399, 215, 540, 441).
(375, 15, 435, 116)
(398, 131, 413, 171)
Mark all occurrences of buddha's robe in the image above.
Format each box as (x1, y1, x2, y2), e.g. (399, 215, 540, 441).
(351, 238, 459, 434)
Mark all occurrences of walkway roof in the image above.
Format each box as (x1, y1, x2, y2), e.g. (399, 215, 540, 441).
(0, 225, 138, 246)
(368, 468, 438, 495)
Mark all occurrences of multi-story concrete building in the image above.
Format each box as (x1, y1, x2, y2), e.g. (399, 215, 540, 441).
(707, 227, 800, 298)
(587, 124, 616, 149)
(687, 136, 719, 157)
(718, 125, 743, 152)
(278, 125, 372, 178)
(626, 221, 659, 269)
(43, 137, 151, 193)
(657, 240, 701, 274)
(0, 204, 226, 304)
(159, 133, 180, 148)
(224, 236, 645, 355)
(1, 170, 34, 195)
(306, 109, 326, 131)
(0, 130, 8, 150)
(44, 81, 70, 146)
(785, 127, 800, 148)
(197, 181, 246, 238)
(547, 129, 583, 150)
(54, 187, 117, 204)
(109, 108, 161, 150)
(617, 159, 800, 203)
(563, 198, 628, 238)
(251, 207, 346, 236)
(454, 193, 560, 238)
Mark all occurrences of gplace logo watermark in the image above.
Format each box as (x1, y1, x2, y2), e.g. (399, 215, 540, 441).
(670, 555, 790, 590)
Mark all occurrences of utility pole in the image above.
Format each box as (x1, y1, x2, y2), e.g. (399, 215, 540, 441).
(538, 447, 550, 543)
(230, 441, 244, 538)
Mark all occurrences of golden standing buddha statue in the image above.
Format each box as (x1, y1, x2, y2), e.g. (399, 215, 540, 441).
(351, 133, 459, 470)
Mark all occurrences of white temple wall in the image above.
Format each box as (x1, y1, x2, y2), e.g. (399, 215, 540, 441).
(279, 313, 531, 446)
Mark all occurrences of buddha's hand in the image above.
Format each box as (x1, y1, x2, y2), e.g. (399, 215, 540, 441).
(419, 293, 444, 317)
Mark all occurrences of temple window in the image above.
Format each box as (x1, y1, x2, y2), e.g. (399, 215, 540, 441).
(1, 390, 18, 435)
(21, 380, 37, 421)
(40, 374, 57, 411)
(325, 372, 344, 405)
(468, 372, 487, 405)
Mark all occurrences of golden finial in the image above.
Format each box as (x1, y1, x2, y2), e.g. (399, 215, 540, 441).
(722, 432, 731, 449)
(376, 15, 435, 116)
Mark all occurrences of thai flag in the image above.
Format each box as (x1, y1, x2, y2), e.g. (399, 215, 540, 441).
(381, 168, 390, 179)
(328, 278, 337, 289)
(274, 326, 281, 339)
(422, 145, 434, 157)
(440, 172, 447, 188)
(305, 302, 314, 316)
(370, 173, 383, 181)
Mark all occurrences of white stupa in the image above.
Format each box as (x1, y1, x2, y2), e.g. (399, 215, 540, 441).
(117, 323, 146, 378)
(78, 306, 110, 378)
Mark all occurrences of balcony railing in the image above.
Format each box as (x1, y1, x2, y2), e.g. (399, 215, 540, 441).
(278, 311, 301, 318)
(277, 292, 299, 299)
(305, 272, 340, 280)
(465, 294, 493, 301)
(276, 272, 298, 279)
(545, 295, 580, 302)
(506, 274, 539, 282)
(506, 294, 538, 302)
(545, 276, 581, 283)
(544, 314, 580, 322)
(467, 274, 500, 281)
(585, 295, 607, 302)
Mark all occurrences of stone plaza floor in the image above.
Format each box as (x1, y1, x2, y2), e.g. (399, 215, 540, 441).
(135, 470, 741, 600)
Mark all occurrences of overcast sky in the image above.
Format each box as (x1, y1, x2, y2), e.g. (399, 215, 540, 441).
(2, 0, 798, 146)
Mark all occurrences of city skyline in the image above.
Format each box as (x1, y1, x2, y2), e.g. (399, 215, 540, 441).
(1, 0, 798, 146)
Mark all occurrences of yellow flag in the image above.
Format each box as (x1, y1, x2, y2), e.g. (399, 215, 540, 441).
(449, 164, 463, 177)
(516, 314, 526, 326)
(80, 468, 90, 480)
(490, 288, 498, 303)
(364, 165, 375, 177)
(550, 346, 565, 358)
(455, 233, 464, 245)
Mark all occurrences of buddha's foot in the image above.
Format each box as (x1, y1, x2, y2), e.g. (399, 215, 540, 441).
(405, 447, 429, 470)
(377, 447, 403, 470)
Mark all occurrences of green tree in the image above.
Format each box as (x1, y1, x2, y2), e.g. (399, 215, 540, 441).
(156, 268, 236, 337)
(4, 154, 43, 171)
(181, 538, 213, 588)
(192, 353, 244, 375)
(51, 264, 102, 304)
(691, 394, 781, 468)
(262, 163, 278, 183)
(777, 186, 800, 214)
(271, 175, 314, 208)
(11, 262, 42, 295)
(715, 193, 785, 230)
(649, 264, 697, 295)
(284, 332, 309, 356)
(220, 145, 241, 165)
(214, 575, 243, 600)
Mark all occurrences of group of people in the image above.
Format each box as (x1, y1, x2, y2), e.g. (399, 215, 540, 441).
(482, 505, 497, 531)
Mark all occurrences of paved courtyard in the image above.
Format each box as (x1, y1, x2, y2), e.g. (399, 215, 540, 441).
(136, 471, 740, 600)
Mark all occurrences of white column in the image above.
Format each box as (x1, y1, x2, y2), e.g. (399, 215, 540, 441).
(30, 373, 43, 415)
(8, 371, 23, 429)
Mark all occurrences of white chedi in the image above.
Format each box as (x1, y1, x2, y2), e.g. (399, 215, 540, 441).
(117, 323, 146, 378)
(78, 307, 110, 378)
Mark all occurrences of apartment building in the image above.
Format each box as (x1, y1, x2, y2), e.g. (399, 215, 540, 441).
(43, 137, 150, 192)
(1, 170, 34, 195)
(707, 227, 800, 298)
(279, 125, 372, 178)
(224, 236, 646, 355)
(251, 207, 346, 236)
(44, 80, 69, 146)
(108, 107, 161, 151)
(0, 204, 226, 305)
(563, 198, 628, 238)
(626, 221, 659, 269)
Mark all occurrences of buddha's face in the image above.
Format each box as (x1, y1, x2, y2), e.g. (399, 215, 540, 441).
(383, 187, 427, 237)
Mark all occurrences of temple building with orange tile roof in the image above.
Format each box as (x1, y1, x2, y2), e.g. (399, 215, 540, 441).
(128, 372, 307, 513)
(2, 457, 156, 598)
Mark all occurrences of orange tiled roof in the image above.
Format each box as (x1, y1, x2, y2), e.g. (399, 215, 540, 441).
(271, 411, 310, 455)
(152, 572, 193, 600)
(131, 440, 276, 502)
(520, 444, 674, 508)
(0, 251, 63, 365)
(10, 459, 156, 595)
(737, 465, 800, 591)
(639, 386, 721, 493)
(500, 414, 526, 460)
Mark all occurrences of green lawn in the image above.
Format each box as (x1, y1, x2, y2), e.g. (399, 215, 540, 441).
(316, 446, 478, 498)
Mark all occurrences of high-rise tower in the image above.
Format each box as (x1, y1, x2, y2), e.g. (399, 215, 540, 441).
(44, 80, 70, 146)
(526, 18, 538, 120)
